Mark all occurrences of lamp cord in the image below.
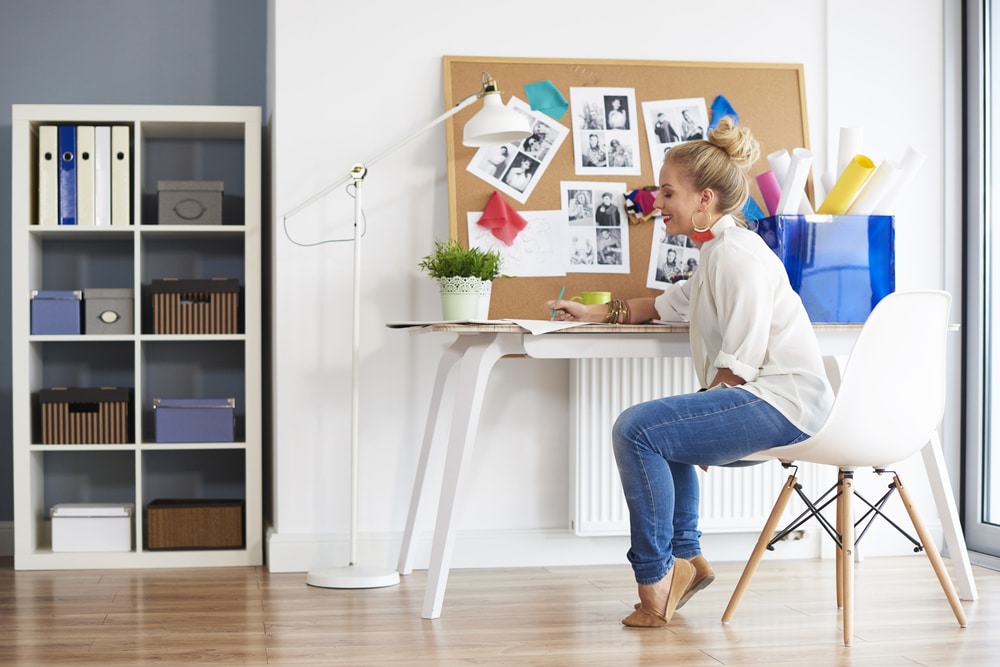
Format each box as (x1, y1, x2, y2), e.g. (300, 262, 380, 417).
(281, 182, 367, 247)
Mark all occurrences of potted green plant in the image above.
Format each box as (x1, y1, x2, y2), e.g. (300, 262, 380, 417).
(418, 239, 502, 320)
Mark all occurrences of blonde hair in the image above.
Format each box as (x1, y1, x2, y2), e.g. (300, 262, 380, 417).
(664, 116, 760, 226)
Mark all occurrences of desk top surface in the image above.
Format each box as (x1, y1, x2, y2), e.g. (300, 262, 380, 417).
(402, 322, 864, 335)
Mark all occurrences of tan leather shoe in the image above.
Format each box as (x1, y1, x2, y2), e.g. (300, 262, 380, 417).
(633, 555, 716, 612)
(622, 558, 696, 627)
(675, 555, 715, 610)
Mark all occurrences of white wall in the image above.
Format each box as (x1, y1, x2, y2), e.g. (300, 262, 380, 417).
(268, 0, 956, 572)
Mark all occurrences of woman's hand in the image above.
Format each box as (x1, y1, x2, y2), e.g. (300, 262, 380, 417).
(545, 299, 607, 322)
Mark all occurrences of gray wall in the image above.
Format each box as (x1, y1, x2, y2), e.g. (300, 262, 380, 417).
(0, 0, 268, 523)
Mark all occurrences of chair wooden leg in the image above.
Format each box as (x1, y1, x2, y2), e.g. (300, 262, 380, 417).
(835, 470, 844, 609)
(893, 474, 968, 627)
(722, 473, 798, 623)
(841, 472, 855, 647)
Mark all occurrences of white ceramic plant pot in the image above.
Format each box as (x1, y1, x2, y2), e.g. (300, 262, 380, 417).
(438, 276, 481, 321)
(478, 280, 493, 320)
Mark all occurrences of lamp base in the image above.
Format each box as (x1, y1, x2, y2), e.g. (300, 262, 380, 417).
(306, 565, 400, 589)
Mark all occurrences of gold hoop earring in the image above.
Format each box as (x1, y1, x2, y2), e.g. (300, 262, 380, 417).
(691, 210, 711, 232)
(691, 209, 714, 242)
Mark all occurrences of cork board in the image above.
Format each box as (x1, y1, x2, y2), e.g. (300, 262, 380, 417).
(443, 56, 810, 319)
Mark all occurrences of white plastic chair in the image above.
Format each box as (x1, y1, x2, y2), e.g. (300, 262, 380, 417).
(721, 290, 968, 647)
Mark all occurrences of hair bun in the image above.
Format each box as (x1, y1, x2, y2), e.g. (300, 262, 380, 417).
(708, 116, 760, 171)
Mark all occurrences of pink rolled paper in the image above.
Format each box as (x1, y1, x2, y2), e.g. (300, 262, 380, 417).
(756, 170, 781, 216)
(817, 154, 875, 214)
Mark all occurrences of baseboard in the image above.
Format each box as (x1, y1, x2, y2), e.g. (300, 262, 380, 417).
(265, 525, 830, 574)
(0, 521, 13, 557)
(266, 518, 946, 574)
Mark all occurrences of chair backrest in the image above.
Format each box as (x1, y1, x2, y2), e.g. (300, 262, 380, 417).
(763, 290, 952, 468)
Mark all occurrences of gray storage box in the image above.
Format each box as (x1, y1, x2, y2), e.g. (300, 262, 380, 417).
(154, 397, 235, 442)
(157, 180, 223, 225)
(84, 288, 134, 334)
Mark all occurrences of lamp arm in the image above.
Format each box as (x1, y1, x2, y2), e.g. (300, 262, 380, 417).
(282, 92, 479, 221)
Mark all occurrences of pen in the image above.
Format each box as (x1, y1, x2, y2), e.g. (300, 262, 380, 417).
(551, 285, 566, 320)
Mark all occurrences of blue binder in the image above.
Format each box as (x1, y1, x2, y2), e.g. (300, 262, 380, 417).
(58, 125, 76, 225)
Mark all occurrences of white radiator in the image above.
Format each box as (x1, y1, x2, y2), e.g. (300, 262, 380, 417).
(571, 358, 818, 536)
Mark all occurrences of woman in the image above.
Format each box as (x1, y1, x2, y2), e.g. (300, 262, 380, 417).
(547, 117, 834, 628)
(503, 156, 535, 192)
(607, 97, 628, 129)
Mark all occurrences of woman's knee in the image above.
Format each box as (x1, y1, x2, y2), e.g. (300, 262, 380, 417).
(612, 404, 644, 456)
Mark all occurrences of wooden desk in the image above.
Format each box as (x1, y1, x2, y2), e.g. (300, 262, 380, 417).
(394, 323, 977, 619)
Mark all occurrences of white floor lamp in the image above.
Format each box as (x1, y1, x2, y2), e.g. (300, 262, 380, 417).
(283, 73, 531, 589)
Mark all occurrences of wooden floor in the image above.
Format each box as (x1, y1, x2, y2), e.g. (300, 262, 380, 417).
(1, 555, 996, 666)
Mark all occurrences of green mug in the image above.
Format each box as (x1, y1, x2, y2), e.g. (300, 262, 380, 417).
(571, 291, 612, 305)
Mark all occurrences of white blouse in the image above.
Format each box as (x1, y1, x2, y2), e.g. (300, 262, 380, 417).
(654, 215, 835, 435)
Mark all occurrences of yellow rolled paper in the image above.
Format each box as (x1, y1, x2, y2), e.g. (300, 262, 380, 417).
(817, 154, 876, 214)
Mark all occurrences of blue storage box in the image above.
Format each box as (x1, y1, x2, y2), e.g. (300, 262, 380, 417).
(31, 290, 82, 334)
(751, 214, 895, 323)
(153, 398, 235, 443)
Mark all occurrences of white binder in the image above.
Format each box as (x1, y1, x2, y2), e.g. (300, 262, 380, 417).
(95, 126, 112, 226)
(38, 125, 58, 225)
(76, 126, 96, 226)
(111, 125, 131, 226)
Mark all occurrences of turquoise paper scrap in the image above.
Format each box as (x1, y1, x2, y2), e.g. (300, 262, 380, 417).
(708, 94, 739, 130)
(742, 196, 767, 223)
(524, 80, 568, 120)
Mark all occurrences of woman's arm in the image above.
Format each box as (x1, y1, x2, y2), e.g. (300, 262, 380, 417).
(546, 296, 659, 323)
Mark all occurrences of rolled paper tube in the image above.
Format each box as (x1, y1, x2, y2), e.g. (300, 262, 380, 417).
(837, 127, 864, 177)
(821, 171, 835, 196)
(767, 149, 791, 184)
(775, 148, 813, 215)
(817, 154, 875, 214)
(756, 170, 781, 216)
(873, 146, 927, 215)
(847, 160, 901, 215)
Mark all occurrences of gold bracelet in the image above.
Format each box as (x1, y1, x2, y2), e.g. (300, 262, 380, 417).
(603, 300, 617, 323)
(603, 299, 628, 324)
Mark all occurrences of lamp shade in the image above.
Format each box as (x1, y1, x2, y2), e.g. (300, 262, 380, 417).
(462, 92, 532, 147)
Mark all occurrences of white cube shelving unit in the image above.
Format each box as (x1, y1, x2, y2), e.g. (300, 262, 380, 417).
(11, 104, 262, 569)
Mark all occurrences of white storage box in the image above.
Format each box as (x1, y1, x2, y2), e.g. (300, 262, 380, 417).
(51, 503, 134, 552)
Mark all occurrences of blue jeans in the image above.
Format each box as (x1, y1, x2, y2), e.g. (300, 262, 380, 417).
(612, 387, 810, 585)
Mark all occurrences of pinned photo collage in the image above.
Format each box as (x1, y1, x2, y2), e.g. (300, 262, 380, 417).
(569, 87, 642, 177)
(466, 96, 569, 205)
(562, 181, 629, 274)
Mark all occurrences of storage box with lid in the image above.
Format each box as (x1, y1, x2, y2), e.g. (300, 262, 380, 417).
(51, 503, 134, 552)
(151, 277, 239, 334)
(157, 180, 223, 225)
(146, 499, 244, 550)
(31, 289, 82, 334)
(39, 386, 131, 444)
(84, 287, 134, 334)
(751, 214, 895, 323)
(154, 397, 235, 443)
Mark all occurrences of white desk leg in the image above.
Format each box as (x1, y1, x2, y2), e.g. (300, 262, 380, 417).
(397, 336, 472, 576)
(422, 333, 523, 619)
(921, 432, 978, 600)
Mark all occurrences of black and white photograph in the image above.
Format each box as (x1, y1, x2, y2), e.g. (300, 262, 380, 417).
(561, 180, 630, 274)
(570, 86, 641, 176)
(567, 188, 595, 224)
(466, 95, 568, 204)
(647, 217, 701, 288)
(642, 96, 709, 172)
